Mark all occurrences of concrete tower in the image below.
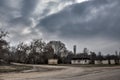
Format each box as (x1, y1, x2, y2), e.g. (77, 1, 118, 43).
(73, 45, 76, 55)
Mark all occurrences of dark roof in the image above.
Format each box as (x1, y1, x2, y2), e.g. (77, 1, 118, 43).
(72, 57, 90, 60)
(72, 53, 90, 59)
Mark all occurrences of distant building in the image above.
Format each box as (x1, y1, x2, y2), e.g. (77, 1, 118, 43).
(71, 53, 90, 64)
(95, 59, 116, 64)
(48, 59, 58, 65)
(71, 58, 90, 64)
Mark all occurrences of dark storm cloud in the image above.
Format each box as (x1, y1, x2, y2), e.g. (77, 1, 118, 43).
(0, 0, 5, 6)
(0, 0, 77, 43)
(21, 0, 39, 17)
(0, 0, 15, 21)
(9, 17, 33, 27)
(39, 0, 120, 40)
(0, 0, 40, 44)
(8, 0, 39, 28)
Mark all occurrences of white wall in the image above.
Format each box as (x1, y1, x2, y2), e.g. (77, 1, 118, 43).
(71, 60, 89, 64)
(48, 59, 58, 64)
(95, 60, 115, 64)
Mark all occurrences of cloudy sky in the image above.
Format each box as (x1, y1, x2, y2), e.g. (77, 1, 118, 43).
(0, 0, 120, 54)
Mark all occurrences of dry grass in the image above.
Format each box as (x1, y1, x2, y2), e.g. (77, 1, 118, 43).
(0, 65, 32, 73)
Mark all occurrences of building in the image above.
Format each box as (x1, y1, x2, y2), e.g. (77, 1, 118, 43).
(71, 58, 90, 64)
(71, 53, 90, 64)
(95, 59, 116, 64)
(48, 59, 58, 65)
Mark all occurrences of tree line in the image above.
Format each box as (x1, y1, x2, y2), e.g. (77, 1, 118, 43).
(0, 30, 120, 65)
(0, 30, 71, 64)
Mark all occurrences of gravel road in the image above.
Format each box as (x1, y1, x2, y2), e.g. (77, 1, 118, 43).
(0, 65, 120, 80)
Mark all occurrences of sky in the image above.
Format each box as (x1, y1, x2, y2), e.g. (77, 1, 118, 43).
(0, 0, 120, 54)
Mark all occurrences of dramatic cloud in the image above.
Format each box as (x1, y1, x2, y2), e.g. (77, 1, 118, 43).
(0, 0, 120, 54)
(39, 0, 120, 39)
(38, 0, 120, 53)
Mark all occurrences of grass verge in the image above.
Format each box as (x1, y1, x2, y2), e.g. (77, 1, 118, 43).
(0, 65, 33, 73)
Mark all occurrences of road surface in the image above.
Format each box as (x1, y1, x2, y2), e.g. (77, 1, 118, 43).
(0, 64, 120, 80)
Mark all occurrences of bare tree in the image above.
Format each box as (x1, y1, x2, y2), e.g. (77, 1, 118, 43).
(0, 30, 9, 64)
(97, 52, 103, 64)
(28, 39, 46, 64)
(114, 51, 119, 64)
(106, 54, 111, 64)
(90, 51, 96, 64)
(15, 42, 29, 63)
(47, 41, 66, 56)
(43, 44, 54, 64)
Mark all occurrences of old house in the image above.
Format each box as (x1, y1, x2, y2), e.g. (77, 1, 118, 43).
(71, 53, 90, 64)
(71, 57, 90, 64)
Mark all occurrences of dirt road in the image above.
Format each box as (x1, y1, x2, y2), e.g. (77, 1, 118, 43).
(0, 64, 120, 80)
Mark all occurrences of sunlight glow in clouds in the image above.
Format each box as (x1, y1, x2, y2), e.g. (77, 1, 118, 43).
(75, 0, 89, 3)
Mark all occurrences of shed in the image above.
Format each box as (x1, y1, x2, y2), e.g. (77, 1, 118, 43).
(48, 59, 58, 65)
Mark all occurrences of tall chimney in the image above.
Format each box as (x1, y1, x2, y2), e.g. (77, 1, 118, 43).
(73, 45, 76, 55)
